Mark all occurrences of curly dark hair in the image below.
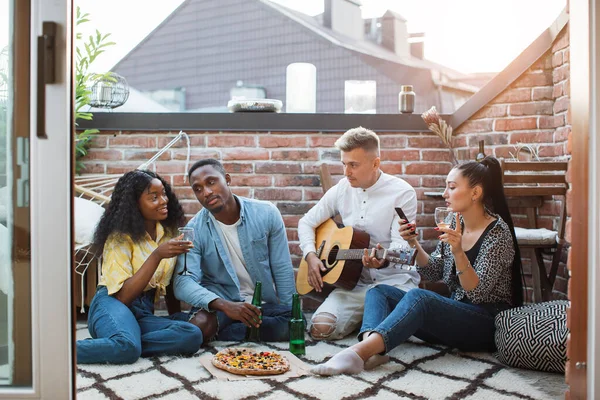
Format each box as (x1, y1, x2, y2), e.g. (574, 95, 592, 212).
(93, 170, 186, 252)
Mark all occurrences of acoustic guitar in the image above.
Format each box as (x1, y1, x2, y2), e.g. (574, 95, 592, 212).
(296, 218, 418, 301)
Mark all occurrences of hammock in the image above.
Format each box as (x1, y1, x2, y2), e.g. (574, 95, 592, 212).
(74, 131, 191, 312)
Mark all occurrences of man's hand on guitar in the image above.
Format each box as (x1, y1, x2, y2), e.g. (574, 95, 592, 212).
(306, 252, 327, 292)
(362, 243, 386, 269)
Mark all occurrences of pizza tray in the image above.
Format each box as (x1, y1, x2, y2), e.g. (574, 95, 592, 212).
(199, 350, 311, 381)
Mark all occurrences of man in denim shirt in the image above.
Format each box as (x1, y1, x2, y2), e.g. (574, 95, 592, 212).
(174, 159, 295, 342)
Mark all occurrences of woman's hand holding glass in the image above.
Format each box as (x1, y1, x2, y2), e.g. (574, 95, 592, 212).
(155, 233, 193, 260)
(436, 212, 463, 255)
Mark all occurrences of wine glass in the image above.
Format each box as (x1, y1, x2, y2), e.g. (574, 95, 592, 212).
(433, 207, 452, 259)
(177, 227, 195, 276)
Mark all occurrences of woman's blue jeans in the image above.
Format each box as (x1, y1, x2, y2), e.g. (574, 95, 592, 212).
(77, 286, 203, 364)
(360, 285, 509, 353)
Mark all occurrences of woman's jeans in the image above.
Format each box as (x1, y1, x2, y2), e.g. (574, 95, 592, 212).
(360, 286, 510, 353)
(77, 286, 203, 364)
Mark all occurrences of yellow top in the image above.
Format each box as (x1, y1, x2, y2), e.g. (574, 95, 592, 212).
(99, 222, 175, 300)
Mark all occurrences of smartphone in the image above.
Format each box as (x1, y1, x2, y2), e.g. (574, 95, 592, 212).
(395, 207, 415, 233)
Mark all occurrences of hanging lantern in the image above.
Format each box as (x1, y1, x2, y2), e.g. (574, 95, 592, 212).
(87, 72, 130, 109)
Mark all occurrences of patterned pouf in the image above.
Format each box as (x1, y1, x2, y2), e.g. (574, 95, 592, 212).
(494, 300, 568, 373)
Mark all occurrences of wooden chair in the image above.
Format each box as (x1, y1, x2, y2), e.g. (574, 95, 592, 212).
(500, 160, 568, 302)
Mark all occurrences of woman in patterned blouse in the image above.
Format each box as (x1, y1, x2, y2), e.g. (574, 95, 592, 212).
(312, 156, 523, 375)
(77, 170, 202, 364)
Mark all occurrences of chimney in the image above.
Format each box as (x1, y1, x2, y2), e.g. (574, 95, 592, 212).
(381, 10, 409, 57)
(324, 0, 363, 41)
(409, 32, 425, 59)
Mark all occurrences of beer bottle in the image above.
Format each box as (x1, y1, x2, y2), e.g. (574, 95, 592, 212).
(289, 293, 306, 355)
(476, 140, 486, 162)
(246, 281, 262, 342)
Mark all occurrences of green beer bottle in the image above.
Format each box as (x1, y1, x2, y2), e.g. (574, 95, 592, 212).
(289, 293, 305, 355)
(246, 281, 262, 342)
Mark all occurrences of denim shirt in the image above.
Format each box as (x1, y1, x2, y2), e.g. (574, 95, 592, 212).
(173, 196, 295, 310)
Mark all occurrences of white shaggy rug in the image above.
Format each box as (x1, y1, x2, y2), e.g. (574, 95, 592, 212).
(76, 323, 566, 400)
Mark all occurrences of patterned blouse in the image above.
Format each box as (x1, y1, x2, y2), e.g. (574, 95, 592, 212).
(99, 222, 176, 300)
(417, 213, 515, 305)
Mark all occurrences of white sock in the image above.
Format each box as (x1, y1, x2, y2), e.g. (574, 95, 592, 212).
(364, 354, 390, 370)
(311, 348, 364, 376)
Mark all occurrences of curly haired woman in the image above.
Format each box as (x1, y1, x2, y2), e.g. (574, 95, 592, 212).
(76, 170, 202, 364)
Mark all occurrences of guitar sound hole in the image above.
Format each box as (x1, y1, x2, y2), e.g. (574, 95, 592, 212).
(327, 245, 340, 267)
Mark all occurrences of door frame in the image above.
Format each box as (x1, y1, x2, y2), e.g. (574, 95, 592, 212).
(0, 0, 73, 397)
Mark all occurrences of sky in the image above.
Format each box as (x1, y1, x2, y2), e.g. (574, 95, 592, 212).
(0, 0, 566, 74)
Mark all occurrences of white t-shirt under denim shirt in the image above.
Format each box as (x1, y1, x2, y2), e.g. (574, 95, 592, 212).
(215, 219, 255, 302)
(298, 171, 420, 288)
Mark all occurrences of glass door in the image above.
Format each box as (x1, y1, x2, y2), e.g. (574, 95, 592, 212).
(0, 0, 73, 397)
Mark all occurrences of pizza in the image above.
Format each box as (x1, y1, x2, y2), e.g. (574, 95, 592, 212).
(212, 348, 291, 376)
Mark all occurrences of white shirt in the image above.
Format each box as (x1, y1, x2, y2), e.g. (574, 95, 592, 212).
(215, 218, 255, 302)
(298, 171, 420, 287)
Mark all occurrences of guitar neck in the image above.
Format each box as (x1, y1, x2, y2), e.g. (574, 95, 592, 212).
(336, 249, 414, 265)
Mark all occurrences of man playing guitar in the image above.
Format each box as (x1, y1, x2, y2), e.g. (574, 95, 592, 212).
(298, 127, 419, 341)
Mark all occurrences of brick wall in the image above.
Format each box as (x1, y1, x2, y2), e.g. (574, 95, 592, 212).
(81, 26, 571, 303)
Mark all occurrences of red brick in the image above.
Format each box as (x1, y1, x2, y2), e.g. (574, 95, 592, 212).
(472, 105, 507, 119)
(259, 136, 306, 148)
(83, 149, 123, 161)
(538, 144, 565, 157)
(379, 163, 403, 175)
(509, 102, 553, 116)
(453, 135, 467, 147)
(495, 118, 537, 131)
(380, 149, 420, 161)
(171, 174, 189, 186)
(255, 188, 301, 201)
(154, 162, 190, 175)
(513, 72, 553, 88)
(271, 150, 319, 161)
(563, 48, 570, 63)
(288, 243, 303, 256)
(492, 146, 517, 159)
(304, 188, 324, 201)
(423, 200, 446, 213)
(421, 150, 452, 162)
(107, 162, 144, 174)
(286, 229, 299, 242)
(554, 96, 570, 113)
(208, 135, 256, 147)
(180, 201, 201, 215)
(232, 188, 251, 197)
(79, 163, 106, 174)
(402, 176, 420, 188)
(380, 136, 408, 148)
(255, 162, 301, 174)
(309, 136, 340, 147)
(552, 29, 569, 52)
(222, 162, 254, 173)
(531, 55, 552, 71)
(552, 51, 564, 68)
(564, 78, 570, 96)
(303, 163, 343, 175)
(407, 136, 445, 149)
(230, 175, 272, 187)
(222, 149, 269, 161)
(171, 149, 220, 160)
(275, 175, 321, 187)
(109, 136, 157, 148)
(455, 119, 493, 134)
(532, 87, 554, 101)
(553, 82, 564, 98)
(405, 163, 452, 175)
(539, 115, 565, 129)
(553, 64, 570, 83)
(509, 131, 554, 144)
(538, 200, 563, 215)
(89, 136, 108, 148)
(416, 214, 435, 227)
(422, 176, 446, 188)
(421, 228, 440, 240)
(283, 215, 302, 228)
(554, 126, 570, 143)
(467, 133, 509, 146)
(123, 150, 170, 161)
(493, 88, 532, 103)
(158, 135, 205, 148)
(173, 187, 196, 200)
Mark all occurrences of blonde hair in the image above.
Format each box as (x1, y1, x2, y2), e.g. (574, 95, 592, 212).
(334, 126, 380, 157)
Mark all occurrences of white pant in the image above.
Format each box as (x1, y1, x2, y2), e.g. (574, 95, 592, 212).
(310, 280, 418, 340)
